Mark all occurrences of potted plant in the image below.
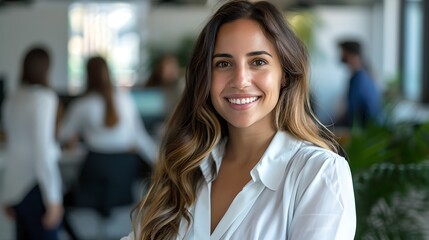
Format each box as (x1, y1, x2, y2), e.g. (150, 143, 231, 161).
(345, 119, 429, 239)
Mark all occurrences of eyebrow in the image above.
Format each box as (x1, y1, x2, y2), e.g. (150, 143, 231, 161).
(212, 51, 273, 59)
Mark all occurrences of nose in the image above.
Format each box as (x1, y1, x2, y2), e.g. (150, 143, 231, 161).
(230, 64, 251, 89)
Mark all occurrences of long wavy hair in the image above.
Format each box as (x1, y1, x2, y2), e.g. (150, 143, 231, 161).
(85, 56, 119, 128)
(132, 1, 339, 239)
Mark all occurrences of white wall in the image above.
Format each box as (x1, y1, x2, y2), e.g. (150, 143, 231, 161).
(146, 5, 211, 50)
(0, 2, 69, 94)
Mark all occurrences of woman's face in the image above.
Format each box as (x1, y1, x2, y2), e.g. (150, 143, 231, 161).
(161, 56, 180, 84)
(210, 19, 283, 130)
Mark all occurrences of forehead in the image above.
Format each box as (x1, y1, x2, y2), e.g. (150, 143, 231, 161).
(214, 18, 276, 54)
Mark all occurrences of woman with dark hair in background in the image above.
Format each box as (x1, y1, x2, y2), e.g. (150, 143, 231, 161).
(60, 56, 157, 167)
(123, 1, 356, 239)
(145, 54, 181, 89)
(60, 56, 158, 239)
(146, 53, 184, 111)
(2, 46, 63, 239)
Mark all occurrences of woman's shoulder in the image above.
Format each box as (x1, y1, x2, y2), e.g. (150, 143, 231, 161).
(115, 88, 133, 100)
(18, 85, 58, 104)
(22, 84, 55, 95)
(277, 131, 345, 164)
(290, 141, 349, 176)
(297, 142, 343, 160)
(115, 88, 138, 107)
(280, 141, 353, 198)
(265, 132, 349, 183)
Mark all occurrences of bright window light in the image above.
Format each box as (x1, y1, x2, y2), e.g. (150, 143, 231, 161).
(68, 3, 140, 94)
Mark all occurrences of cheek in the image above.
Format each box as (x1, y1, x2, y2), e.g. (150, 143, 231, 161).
(210, 73, 225, 95)
(267, 75, 283, 106)
(258, 71, 282, 94)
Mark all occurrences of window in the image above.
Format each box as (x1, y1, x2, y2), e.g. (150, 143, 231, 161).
(401, 0, 424, 101)
(68, 3, 141, 94)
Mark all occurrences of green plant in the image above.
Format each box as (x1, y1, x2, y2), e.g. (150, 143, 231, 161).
(354, 163, 429, 240)
(345, 120, 429, 239)
(286, 10, 319, 51)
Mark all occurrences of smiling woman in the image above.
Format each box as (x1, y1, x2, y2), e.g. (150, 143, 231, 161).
(211, 19, 282, 130)
(122, 1, 356, 240)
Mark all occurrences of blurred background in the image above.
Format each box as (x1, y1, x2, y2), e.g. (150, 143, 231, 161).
(0, 0, 428, 239)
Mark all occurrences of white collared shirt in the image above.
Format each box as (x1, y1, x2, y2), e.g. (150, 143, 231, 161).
(1, 85, 62, 205)
(122, 131, 356, 240)
(60, 89, 158, 163)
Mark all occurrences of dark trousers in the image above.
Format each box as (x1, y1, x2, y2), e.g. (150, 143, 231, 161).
(63, 151, 141, 240)
(13, 185, 60, 240)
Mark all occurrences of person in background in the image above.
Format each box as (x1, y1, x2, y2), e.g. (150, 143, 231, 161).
(145, 53, 184, 115)
(145, 53, 181, 88)
(60, 56, 158, 165)
(60, 56, 158, 239)
(123, 1, 356, 239)
(337, 40, 382, 128)
(1, 46, 63, 240)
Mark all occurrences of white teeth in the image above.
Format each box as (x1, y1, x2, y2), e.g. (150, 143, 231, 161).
(228, 97, 258, 105)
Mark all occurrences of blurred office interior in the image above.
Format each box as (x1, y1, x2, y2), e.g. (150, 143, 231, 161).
(0, 0, 429, 239)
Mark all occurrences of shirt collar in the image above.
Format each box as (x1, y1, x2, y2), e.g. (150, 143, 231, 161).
(199, 138, 226, 183)
(200, 131, 303, 191)
(252, 131, 302, 190)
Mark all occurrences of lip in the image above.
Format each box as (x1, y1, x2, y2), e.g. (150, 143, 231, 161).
(225, 93, 260, 98)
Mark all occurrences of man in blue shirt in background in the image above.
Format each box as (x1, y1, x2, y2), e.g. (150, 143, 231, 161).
(337, 40, 382, 128)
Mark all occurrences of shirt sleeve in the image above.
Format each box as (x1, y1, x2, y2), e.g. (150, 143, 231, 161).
(59, 99, 83, 143)
(32, 93, 62, 204)
(288, 155, 356, 240)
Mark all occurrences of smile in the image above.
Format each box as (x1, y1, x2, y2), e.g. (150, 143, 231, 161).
(227, 97, 259, 105)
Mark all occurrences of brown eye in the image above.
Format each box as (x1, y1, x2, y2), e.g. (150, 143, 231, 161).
(215, 61, 231, 68)
(253, 59, 267, 66)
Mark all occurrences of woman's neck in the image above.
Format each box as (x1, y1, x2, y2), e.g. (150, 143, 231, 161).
(224, 126, 276, 165)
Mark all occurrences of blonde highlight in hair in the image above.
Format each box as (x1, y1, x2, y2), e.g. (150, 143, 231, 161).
(265, 8, 338, 152)
(132, 98, 223, 239)
(131, 1, 339, 239)
(131, 17, 226, 236)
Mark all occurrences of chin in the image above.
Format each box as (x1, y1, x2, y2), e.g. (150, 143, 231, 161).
(227, 121, 255, 129)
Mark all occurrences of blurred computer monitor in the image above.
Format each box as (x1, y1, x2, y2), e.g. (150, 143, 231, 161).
(130, 88, 167, 135)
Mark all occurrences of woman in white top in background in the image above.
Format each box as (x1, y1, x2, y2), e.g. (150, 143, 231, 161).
(124, 1, 356, 239)
(2, 46, 63, 240)
(60, 56, 158, 240)
(60, 56, 157, 163)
